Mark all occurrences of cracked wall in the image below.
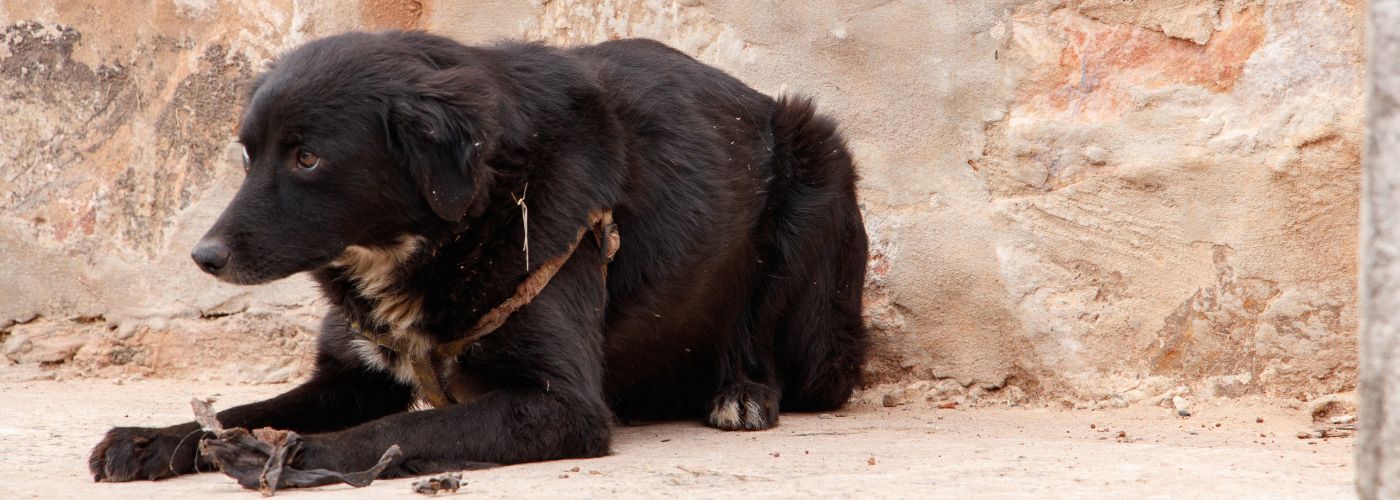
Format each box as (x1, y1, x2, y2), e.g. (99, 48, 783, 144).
(0, 1, 1362, 404)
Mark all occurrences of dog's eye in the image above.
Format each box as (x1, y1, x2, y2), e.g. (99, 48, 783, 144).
(295, 149, 320, 170)
(241, 145, 250, 170)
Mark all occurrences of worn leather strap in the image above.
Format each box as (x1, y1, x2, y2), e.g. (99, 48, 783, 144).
(360, 209, 618, 408)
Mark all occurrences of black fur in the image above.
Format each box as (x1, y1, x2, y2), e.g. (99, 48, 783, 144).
(90, 32, 868, 482)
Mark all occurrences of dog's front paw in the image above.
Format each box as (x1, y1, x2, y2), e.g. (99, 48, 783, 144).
(707, 381, 780, 431)
(89, 425, 206, 482)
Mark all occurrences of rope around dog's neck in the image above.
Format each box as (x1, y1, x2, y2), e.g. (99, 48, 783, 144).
(356, 209, 619, 408)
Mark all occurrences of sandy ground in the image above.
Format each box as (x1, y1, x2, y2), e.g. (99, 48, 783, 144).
(0, 380, 1354, 499)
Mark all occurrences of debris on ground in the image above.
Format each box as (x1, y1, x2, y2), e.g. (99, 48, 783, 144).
(1307, 393, 1358, 424)
(1173, 396, 1191, 417)
(191, 398, 402, 496)
(411, 473, 463, 495)
(672, 465, 769, 482)
(1293, 395, 1359, 440)
(868, 456, 877, 465)
(192, 397, 223, 432)
(936, 401, 959, 410)
(1296, 426, 1357, 440)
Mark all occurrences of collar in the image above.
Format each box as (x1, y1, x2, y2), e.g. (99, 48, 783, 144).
(356, 209, 618, 408)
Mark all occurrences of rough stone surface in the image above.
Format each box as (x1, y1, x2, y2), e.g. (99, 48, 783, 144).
(0, 1, 1363, 405)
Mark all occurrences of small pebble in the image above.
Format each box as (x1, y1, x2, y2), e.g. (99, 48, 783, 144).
(1172, 396, 1189, 408)
(868, 457, 877, 465)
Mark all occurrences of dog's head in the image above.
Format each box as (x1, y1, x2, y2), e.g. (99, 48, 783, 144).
(192, 31, 499, 284)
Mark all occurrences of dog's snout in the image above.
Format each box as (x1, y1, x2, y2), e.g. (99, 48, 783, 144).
(191, 238, 232, 275)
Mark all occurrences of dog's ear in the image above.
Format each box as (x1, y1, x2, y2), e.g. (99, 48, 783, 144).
(386, 69, 497, 222)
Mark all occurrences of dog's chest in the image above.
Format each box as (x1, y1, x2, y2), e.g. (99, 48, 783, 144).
(331, 237, 478, 401)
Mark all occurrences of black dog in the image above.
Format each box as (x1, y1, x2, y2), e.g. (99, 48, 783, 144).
(90, 31, 868, 482)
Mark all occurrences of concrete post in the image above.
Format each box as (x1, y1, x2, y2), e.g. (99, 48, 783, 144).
(1361, 1, 1400, 498)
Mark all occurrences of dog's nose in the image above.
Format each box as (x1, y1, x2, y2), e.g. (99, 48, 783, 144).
(191, 238, 231, 275)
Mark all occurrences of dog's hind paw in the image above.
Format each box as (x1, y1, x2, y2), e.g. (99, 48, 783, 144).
(706, 381, 779, 431)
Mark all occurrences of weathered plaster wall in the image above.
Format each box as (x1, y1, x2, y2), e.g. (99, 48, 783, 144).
(0, 1, 1363, 405)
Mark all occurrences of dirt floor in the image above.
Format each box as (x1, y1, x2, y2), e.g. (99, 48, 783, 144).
(0, 380, 1354, 499)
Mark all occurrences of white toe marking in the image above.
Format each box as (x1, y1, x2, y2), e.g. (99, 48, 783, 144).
(743, 400, 766, 428)
(709, 399, 741, 428)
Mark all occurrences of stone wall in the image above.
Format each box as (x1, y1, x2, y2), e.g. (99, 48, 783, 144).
(0, 1, 1363, 405)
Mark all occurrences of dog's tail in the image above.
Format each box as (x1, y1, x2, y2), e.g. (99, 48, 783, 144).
(767, 95, 859, 192)
(764, 95, 868, 412)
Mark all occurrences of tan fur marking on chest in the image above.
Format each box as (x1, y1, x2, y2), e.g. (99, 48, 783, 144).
(349, 337, 420, 384)
(333, 236, 429, 339)
(334, 235, 435, 378)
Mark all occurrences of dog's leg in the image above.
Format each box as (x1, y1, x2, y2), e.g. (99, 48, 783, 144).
(706, 316, 783, 431)
(89, 322, 414, 482)
(255, 387, 613, 478)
